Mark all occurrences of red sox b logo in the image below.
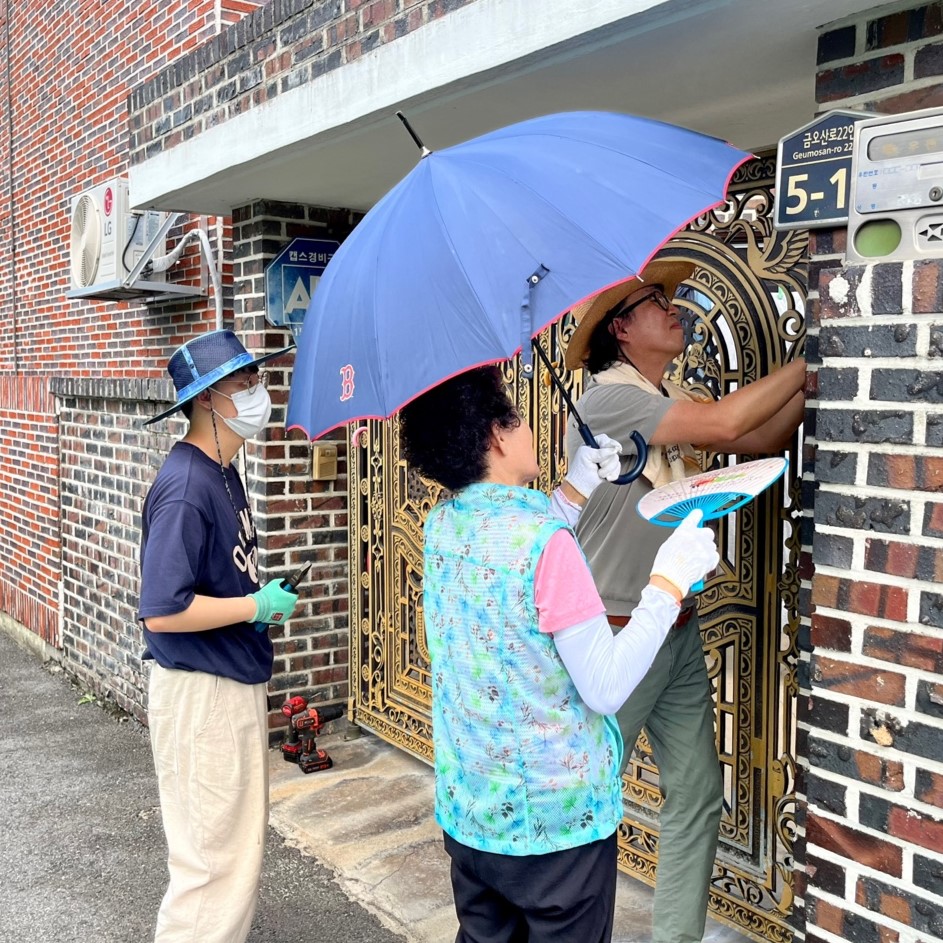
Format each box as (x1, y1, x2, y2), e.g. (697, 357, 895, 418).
(340, 364, 355, 401)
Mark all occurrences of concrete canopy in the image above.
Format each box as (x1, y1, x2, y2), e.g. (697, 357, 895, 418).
(130, 0, 880, 215)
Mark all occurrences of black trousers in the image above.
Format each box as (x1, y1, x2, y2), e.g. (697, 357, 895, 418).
(443, 831, 618, 943)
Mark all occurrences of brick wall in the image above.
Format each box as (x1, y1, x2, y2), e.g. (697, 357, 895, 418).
(0, 3, 259, 660)
(798, 5, 943, 941)
(128, 0, 481, 167)
(0, 377, 59, 645)
(55, 376, 174, 722)
(0, 0, 380, 742)
(50, 196, 362, 733)
(230, 199, 361, 739)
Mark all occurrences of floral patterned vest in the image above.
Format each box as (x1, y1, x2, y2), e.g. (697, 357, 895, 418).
(423, 482, 624, 856)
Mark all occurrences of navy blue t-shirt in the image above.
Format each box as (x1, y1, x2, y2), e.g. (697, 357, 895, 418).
(138, 442, 274, 684)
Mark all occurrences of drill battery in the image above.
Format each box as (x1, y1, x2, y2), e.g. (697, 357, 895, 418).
(279, 696, 309, 763)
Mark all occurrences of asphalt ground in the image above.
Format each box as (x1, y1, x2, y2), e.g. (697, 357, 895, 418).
(0, 628, 406, 943)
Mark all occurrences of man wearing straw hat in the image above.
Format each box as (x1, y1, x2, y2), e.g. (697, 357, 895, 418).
(564, 260, 806, 943)
(138, 329, 297, 943)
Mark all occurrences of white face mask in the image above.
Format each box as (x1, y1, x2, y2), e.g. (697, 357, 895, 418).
(213, 385, 273, 440)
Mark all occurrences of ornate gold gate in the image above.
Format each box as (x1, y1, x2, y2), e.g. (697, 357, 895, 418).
(349, 155, 807, 942)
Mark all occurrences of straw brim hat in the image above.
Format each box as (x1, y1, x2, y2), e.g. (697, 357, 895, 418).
(564, 259, 696, 370)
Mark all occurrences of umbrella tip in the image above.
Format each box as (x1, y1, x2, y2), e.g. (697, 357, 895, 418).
(395, 111, 432, 158)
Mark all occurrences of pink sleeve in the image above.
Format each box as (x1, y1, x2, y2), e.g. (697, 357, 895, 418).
(534, 530, 606, 634)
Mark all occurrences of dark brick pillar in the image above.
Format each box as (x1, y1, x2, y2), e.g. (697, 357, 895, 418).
(799, 6, 943, 942)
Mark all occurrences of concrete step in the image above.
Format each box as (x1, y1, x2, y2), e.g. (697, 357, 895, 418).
(269, 728, 755, 943)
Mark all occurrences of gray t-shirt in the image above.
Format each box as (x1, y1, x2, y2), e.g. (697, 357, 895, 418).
(565, 378, 675, 616)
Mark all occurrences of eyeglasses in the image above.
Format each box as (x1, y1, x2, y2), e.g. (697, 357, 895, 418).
(213, 368, 266, 397)
(612, 289, 674, 320)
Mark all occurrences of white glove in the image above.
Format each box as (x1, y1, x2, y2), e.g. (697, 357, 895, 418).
(649, 510, 720, 598)
(564, 434, 623, 498)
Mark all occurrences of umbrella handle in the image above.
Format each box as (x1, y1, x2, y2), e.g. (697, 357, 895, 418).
(577, 423, 648, 486)
(531, 339, 647, 485)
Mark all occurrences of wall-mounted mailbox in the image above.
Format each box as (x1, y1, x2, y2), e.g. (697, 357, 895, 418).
(312, 443, 338, 481)
(847, 105, 943, 263)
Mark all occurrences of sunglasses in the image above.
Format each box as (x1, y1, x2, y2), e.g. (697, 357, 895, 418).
(612, 289, 674, 320)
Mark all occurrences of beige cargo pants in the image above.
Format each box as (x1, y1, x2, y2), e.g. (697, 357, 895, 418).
(148, 665, 269, 943)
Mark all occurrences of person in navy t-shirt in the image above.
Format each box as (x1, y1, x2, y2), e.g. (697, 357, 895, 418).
(138, 329, 296, 943)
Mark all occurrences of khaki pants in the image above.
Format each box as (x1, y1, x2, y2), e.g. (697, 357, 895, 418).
(615, 613, 724, 943)
(148, 665, 269, 943)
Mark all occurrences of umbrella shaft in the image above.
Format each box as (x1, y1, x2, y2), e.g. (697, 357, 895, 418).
(530, 341, 593, 446)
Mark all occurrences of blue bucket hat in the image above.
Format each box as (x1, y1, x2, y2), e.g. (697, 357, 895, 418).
(145, 329, 295, 426)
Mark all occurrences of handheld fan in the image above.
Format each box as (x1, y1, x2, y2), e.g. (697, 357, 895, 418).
(637, 457, 789, 590)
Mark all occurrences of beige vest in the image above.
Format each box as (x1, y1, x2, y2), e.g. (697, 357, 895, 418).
(592, 362, 703, 488)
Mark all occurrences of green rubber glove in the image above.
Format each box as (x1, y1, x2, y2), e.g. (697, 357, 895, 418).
(248, 579, 300, 630)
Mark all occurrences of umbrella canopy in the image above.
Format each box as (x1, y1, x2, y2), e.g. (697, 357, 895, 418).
(287, 110, 751, 441)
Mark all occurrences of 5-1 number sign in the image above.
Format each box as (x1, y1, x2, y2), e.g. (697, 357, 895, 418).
(784, 166, 848, 215)
(774, 110, 869, 230)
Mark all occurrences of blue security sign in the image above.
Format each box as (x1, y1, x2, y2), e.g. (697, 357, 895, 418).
(265, 238, 340, 337)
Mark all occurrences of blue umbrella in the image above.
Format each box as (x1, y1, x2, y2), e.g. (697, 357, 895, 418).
(287, 111, 750, 477)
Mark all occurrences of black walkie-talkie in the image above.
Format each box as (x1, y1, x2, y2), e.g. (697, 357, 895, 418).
(254, 562, 312, 631)
(283, 561, 312, 591)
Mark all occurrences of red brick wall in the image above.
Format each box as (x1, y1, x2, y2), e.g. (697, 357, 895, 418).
(4, 0, 266, 372)
(0, 0, 374, 735)
(799, 5, 943, 941)
(0, 2, 261, 660)
(128, 0, 482, 166)
(0, 377, 58, 645)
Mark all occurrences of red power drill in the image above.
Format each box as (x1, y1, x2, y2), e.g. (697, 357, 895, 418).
(280, 696, 310, 764)
(280, 696, 346, 773)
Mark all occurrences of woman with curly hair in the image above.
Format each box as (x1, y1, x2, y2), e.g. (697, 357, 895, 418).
(400, 366, 718, 943)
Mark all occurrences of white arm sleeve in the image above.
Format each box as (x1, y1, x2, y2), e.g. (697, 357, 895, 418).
(552, 586, 681, 715)
(548, 486, 581, 527)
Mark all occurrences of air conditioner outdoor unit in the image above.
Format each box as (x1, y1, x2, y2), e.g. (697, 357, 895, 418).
(67, 178, 170, 300)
